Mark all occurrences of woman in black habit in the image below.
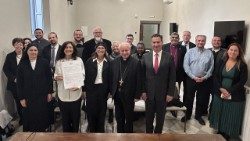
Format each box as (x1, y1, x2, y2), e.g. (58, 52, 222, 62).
(17, 43, 53, 132)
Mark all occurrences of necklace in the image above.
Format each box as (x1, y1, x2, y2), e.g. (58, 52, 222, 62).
(119, 59, 129, 87)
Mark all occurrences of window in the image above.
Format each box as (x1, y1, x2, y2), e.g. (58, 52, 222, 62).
(29, 0, 44, 34)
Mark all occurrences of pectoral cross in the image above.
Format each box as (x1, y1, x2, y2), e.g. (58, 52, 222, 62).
(119, 79, 123, 87)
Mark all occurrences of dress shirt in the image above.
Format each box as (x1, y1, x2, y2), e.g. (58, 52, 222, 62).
(183, 47, 214, 79)
(153, 50, 162, 67)
(51, 44, 59, 67)
(93, 58, 107, 84)
(54, 57, 85, 102)
(181, 41, 190, 50)
(16, 54, 22, 65)
(170, 45, 178, 67)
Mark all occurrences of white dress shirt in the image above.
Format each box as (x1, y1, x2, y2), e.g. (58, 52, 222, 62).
(94, 58, 107, 84)
(51, 44, 59, 67)
(153, 50, 162, 67)
(182, 41, 190, 51)
(16, 54, 22, 65)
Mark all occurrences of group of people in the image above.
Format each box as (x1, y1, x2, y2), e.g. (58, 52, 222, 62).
(3, 26, 248, 140)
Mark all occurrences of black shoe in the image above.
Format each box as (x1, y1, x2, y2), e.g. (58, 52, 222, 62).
(195, 117, 205, 125)
(181, 116, 190, 122)
(19, 119, 23, 126)
(170, 111, 177, 118)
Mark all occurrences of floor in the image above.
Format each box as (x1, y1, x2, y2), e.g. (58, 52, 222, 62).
(5, 85, 241, 140)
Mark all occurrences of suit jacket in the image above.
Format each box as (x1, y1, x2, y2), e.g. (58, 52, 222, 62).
(141, 51, 176, 101)
(82, 38, 112, 63)
(32, 38, 50, 55)
(84, 57, 110, 98)
(42, 44, 62, 64)
(131, 44, 137, 54)
(3, 51, 18, 93)
(179, 41, 196, 50)
(213, 59, 248, 102)
(209, 48, 226, 75)
(162, 43, 186, 82)
(110, 56, 141, 102)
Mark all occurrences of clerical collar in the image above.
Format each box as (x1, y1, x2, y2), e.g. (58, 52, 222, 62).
(121, 56, 130, 62)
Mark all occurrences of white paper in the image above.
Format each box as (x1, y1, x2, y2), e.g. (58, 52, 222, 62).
(134, 100, 145, 112)
(0, 110, 12, 129)
(61, 60, 84, 89)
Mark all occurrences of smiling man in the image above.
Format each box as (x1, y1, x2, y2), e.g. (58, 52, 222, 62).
(141, 34, 176, 133)
(110, 42, 141, 133)
(182, 35, 214, 125)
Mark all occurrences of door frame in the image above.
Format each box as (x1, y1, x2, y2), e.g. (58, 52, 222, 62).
(139, 21, 161, 41)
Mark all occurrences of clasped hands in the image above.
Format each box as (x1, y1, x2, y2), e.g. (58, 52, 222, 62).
(193, 77, 205, 83)
(220, 88, 231, 100)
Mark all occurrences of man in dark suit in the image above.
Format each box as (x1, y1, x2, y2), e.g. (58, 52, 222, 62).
(125, 34, 137, 54)
(42, 32, 62, 130)
(180, 31, 196, 51)
(82, 26, 112, 63)
(179, 31, 196, 103)
(110, 42, 141, 133)
(42, 32, 62, 72)
(141, 34, 176, 133)
(73, 29, 85, 57)
(163, 32, 186, 96)
(32, 28, 50, 55)
(3, 38, 24, 125)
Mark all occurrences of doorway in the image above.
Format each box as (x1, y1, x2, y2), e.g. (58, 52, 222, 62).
(140, 21, 161, 50)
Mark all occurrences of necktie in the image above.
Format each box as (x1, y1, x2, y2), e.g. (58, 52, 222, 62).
(154, 53, 159, 73)
(50, 46, 55, 67)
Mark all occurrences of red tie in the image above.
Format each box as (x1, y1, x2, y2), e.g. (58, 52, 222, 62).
(154, 53, 159, 73)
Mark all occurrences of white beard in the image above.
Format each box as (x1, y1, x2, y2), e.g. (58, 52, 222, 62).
(95, 37, 101, 42)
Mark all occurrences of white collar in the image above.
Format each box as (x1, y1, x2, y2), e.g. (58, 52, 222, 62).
(93, 58, 107, 62)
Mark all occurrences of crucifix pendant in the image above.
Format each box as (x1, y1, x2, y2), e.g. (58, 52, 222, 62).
(119, 79, 123, 87)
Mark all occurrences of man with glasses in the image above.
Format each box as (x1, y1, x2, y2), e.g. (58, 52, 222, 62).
(82, 26, 112, 63)
(125, 34, 137, 54)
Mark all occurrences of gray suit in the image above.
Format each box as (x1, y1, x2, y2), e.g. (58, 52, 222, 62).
(141, 51, 176, 133)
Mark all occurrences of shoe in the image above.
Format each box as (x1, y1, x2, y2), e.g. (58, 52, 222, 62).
(181, 116, 190, 122)
(170, 111, 177, 118)
(19, 119, 23, 126)
(195, 117, 205, 125)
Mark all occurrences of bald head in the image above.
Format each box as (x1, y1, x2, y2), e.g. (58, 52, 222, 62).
(119, 42, 131, 60)
(182, 31, 191, 44)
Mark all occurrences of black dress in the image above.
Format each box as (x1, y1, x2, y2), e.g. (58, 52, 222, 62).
(17, 58, 53, 131)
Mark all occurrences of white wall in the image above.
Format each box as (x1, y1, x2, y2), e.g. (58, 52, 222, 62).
(74, 0, 164, 43)
(47, 0, 77, 44)
(0, 0, 31, 111)
(161, 0, 250, 86)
